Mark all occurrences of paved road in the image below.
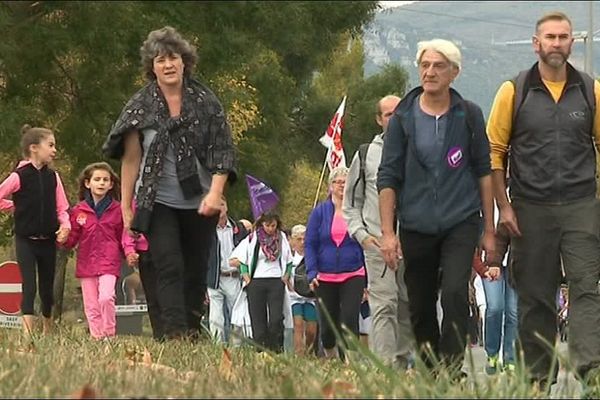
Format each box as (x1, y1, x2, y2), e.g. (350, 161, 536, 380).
(462, 342, 582, 398)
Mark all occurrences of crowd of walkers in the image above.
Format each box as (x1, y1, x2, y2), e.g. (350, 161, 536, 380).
(2, 10, 600, 397)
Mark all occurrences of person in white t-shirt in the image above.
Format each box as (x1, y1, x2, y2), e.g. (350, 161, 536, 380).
(230, 212, 293, 353)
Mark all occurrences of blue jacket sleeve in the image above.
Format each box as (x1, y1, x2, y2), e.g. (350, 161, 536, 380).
(470, 104, 492, 178)
(304, 204, 322, 282)
(377, 113, 406, 193)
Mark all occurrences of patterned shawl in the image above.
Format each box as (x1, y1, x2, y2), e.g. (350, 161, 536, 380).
(103, 77, 237, 233)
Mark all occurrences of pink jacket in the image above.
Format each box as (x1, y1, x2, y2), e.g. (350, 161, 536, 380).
(122, 231, 148, 256)
(64, 198, 125, 278)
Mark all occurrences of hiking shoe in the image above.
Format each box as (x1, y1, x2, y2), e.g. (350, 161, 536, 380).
(502, 362, 516, 374)
(485, 355, 499, 375)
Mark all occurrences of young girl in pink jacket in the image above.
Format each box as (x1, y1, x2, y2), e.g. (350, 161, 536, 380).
(0, 125, 71, 336)
(63, 162, 135, 340)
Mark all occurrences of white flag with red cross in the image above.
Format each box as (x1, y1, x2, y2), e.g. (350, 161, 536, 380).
(319, 96, 347, 171)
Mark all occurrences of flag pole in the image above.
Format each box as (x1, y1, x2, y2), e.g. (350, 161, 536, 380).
(313, 151, 329, 208)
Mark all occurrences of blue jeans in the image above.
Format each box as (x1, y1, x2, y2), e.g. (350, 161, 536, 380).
(483, 268, 518, 363)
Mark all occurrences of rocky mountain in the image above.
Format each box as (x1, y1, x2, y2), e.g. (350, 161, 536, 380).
(364, 1, 600, 117)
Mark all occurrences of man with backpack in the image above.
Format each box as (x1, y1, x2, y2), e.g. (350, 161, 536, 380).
(343, 95, 414, 370)
(487, 11, 600, 392)
(377, 39, 495, 378)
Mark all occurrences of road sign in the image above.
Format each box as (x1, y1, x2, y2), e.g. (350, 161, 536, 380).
(0, 261, 23, 315)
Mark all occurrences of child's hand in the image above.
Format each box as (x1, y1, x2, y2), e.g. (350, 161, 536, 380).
(55, 226, 70, 244)
(126, 253, 140, 267)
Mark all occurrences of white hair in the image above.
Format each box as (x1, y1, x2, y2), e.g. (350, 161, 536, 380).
(328, 166, 349, 185)
(291, 224, 306, 238)
(415, 39, 462, 71)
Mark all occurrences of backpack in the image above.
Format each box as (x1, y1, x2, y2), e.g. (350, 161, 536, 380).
(392, 99, 481, 161)
(348, 99, 480, 223)
(350, 142, 371, 208)
(293, 257, 315, 298)
(510, 69, 596, 124)
(506, 68, 596, 174)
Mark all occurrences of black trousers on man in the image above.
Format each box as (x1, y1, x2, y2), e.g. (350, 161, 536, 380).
(511, 198, 600, 384)
(146, 203, 217, 339)
(400, 213, 480, 370)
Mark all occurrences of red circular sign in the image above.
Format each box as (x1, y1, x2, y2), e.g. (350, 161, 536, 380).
(0, 261, 22, 315)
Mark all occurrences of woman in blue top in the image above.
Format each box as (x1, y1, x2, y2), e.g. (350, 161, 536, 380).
(305, 166, 366, 360)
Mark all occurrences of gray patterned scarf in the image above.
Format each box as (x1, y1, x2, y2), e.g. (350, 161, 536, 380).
(103, 77, 227, 233)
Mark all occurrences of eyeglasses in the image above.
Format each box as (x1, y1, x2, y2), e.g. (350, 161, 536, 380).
(332, 180, 346, 186)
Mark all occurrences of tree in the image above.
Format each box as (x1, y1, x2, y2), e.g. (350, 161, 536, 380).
(0, 1, 379, 216)
(281, 34, 408, 219)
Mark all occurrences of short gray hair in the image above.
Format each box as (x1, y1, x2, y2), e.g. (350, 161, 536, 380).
(415, 39, 462, 71)
(140, 26, 198, 81)
(291, 224, 306, 238)
(328, 166, 349, 185)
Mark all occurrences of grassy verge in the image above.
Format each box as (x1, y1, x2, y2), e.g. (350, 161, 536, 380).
(0, 323, 581, 398)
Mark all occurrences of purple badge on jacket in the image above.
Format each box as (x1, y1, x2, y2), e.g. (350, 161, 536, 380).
(447, 146, 464, 168)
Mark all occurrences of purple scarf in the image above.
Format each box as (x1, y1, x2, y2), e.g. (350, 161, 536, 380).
(257, 227, 280, 262)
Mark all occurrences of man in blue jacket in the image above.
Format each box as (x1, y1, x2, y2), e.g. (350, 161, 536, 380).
(377, 39, 495, 377)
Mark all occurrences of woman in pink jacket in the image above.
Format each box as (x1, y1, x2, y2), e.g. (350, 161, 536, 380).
(63, 162, 133, 340)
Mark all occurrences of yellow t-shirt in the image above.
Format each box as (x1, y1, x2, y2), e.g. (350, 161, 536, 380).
(487, 78, 600, 170)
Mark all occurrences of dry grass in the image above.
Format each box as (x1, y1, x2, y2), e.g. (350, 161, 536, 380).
(0, 324, 581, 398)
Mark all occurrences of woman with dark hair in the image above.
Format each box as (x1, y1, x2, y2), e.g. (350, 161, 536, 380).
(305, 166, 366, 360)
(229, 211, 293, 352)
(103, 26, 237, 340)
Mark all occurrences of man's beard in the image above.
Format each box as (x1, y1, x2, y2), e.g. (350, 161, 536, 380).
(539, 48, 570, 68)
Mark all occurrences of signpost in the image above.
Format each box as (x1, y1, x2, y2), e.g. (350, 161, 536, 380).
(0, 261, 22, 328)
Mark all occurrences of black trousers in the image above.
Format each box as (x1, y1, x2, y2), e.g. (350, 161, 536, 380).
(400, 214, 480, 369)
(15, 236, 56, 318)
(137, 251, 163, 340)
(246, 277, 285, 352)
(315, 275, 365, 351)
(146, 203, 217, 339)
(511, 198, 600, 382)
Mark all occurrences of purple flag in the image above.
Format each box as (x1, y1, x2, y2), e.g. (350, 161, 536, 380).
(245, 174, 279, 220)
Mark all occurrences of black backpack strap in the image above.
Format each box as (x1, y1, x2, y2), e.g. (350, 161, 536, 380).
(249, 234, 260, 279)
(580, 71, 596, 115)
(511, 68, 595, 130)
(461, 99, 479, 160)
(350, 142, 370, 207)
(510, 70, 529, 126)
(231, 217, 249, 247)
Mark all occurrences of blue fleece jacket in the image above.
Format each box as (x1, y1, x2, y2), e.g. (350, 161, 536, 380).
(304, 198, 365, 282)
(377, 86, 491, 235)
